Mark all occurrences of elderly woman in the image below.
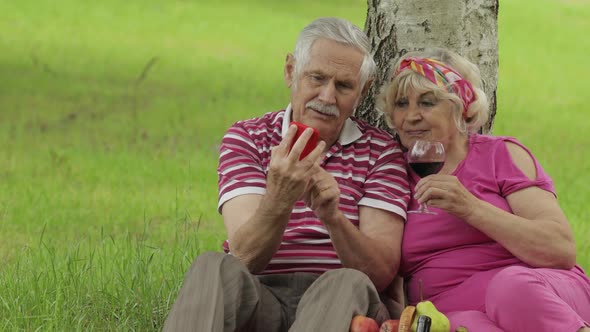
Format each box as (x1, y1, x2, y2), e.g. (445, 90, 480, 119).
(377, 48, 590, 331)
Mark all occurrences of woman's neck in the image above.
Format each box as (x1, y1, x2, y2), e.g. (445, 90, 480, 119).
(440, 133, 471, 174)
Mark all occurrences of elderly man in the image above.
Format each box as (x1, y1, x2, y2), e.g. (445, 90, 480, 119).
(163, 17, 409, 332)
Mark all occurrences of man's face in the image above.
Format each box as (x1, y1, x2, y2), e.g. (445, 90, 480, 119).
(285, 38, 365, 147)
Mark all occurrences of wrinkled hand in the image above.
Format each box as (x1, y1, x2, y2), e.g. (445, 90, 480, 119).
(266, 125, 325, 207)
(303, 165, 341, 223)
(414, 174, 480, 219)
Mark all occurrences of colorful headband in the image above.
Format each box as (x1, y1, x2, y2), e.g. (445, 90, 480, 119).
(395, 57, 476, 117)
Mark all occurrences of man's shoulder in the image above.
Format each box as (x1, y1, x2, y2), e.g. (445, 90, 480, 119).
(350, 117, 397, 144)
(226, 110, 285, 138)
(233, 110, 285, 128)
(351, 117, 392, 136)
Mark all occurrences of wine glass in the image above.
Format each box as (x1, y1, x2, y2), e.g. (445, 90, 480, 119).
(407, 140, 446, 214)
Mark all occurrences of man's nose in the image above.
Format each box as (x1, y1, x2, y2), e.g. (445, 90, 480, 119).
(318, 82, 337, 105)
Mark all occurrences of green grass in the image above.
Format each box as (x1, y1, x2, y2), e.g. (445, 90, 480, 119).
(0, 0, 588, 330)
(495, 0, 590, 266)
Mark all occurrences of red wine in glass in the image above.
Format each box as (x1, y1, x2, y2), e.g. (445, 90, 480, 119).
(409, 161, 444, 178)
(407, 140, 446, 214)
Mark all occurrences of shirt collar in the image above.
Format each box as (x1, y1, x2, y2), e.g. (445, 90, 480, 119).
(281, 104, 362, 146)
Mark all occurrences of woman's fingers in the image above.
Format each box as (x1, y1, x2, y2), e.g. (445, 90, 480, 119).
(416, 186, 443, 204)
(414, 175, 477, 217)
(415, 176, 461, 202)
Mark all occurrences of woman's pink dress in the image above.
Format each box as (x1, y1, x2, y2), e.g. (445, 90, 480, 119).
(400, 134, 590, 331)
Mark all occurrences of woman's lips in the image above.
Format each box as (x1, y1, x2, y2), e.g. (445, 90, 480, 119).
(404, 130, 427, 137)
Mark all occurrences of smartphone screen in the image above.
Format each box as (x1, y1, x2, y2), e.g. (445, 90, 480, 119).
(290, 121, 319, 160)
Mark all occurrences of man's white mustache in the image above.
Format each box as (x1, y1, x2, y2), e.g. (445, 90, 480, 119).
(306, 100, 340, 117)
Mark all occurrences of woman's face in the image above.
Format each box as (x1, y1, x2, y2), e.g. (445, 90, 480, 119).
(390, 88, 461, 150)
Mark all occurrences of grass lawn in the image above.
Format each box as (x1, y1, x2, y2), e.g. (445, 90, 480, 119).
(0, 0, 588, 330)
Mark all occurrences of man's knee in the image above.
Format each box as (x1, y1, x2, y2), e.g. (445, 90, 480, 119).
(317, 268, 374, 289)
(313, 269, 387, 321)
(187, 251, 242, 279)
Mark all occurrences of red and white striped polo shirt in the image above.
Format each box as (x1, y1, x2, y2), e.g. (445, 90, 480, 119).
(218, 105, 410, 274)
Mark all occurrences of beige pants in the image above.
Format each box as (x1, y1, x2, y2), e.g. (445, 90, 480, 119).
(162, 252, 390, 332)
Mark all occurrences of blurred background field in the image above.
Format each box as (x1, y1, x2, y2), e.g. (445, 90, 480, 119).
(0, 0, 588, 330)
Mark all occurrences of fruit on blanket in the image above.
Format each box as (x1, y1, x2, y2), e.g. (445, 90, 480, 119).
(350, 315, 380, 332)
(411, 301, 450, 332)
(379, 319, 400, 332)
(455, 327, 468, 332)
(398, 306, 416, 332)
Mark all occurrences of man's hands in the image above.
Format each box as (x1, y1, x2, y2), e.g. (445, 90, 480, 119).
(269, 124, 340, 224)
(303, 166, 342, 224)
(266, 125, 325, 208)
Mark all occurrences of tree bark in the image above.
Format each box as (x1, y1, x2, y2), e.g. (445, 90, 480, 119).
(357, 0, 499, 134)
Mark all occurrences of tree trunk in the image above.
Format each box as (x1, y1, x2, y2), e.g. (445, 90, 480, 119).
(357, 0, 499, 134)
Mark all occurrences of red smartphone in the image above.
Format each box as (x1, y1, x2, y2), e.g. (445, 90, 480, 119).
(290, 121, 319, 160)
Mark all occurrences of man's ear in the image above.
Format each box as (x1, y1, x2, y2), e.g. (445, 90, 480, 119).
(284, 53, 296, 88)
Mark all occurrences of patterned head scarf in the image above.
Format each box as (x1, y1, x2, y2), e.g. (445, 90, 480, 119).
(395, 57, 476, 118)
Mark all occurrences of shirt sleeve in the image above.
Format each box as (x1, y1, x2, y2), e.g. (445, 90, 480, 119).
(495, 137, 556, 197)
(358, 140, 411, 220)
(217, 123, 267, 213)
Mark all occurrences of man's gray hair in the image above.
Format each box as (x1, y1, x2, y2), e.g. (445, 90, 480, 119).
(293, 17, 376, 89)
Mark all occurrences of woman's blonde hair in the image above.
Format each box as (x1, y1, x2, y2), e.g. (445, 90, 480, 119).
(376, 48, 490, 134)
